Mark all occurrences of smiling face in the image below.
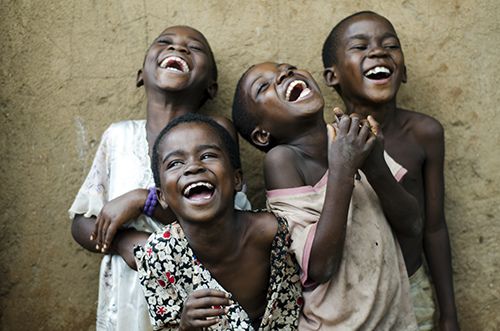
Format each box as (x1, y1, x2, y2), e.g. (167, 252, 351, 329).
(240, 62, 324, 146)
(324, 13, 406, 105)
(140, 26, 216, 97)
(156, 122, 241, 223)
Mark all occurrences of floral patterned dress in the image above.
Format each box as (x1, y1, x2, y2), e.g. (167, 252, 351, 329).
(134, 216, 302, 330)
(69, 120, 252, 331)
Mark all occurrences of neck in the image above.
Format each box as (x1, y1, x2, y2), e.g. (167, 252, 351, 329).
(144, 88, 202, 144)
(284, 116, 328, 161)
(343, 99, 397, 129)
(180, 209, 242, 266)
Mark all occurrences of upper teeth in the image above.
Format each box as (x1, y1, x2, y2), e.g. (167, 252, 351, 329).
(159, 56, 190, 73)
(365, 66, 390, 76)
(285, 80, 307, 101)
(183, 182, 213, 196)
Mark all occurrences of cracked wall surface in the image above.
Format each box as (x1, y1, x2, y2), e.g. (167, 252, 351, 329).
(0, 1, 499, 330)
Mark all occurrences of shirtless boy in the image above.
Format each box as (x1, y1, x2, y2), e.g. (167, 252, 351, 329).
(232, 62, 419, 330)
(321, 11, 459, 330)
(133, 113, 301, 330)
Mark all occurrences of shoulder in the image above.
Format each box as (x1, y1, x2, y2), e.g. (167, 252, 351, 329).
(107, 119, 146, 132)
(104, 119, 145, 139)
(241, 211, 279, 246)
(264, 145, 303, 190)
(399, 109, 444, 143)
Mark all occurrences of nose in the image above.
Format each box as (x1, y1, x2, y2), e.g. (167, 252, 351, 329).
(167, 43, 189, 54)
(367, 45, 387, 58)
(276, 67, 294, 85)
(183, 161, 205, 176)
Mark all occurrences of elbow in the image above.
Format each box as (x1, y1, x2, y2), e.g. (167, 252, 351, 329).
(308, 261, 340, 284)
(70, 216, 86, 247)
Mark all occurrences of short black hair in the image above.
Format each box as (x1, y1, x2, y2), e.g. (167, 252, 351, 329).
(231, 66, 275, 153)
(151, 113, 241, 188)
(322, 11, 384, 68)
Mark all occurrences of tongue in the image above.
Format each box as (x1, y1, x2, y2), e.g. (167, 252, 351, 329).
(298, 88, 311, 100)
(167, 60, 182, 71)
(189, 191, 212, 201)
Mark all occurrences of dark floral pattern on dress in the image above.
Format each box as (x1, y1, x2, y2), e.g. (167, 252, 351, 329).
(134, 215, 302, 330)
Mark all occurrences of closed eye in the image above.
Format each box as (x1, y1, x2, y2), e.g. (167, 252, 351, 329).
(351, 44, 367, 50)
(188, 43, 205, 52)
(201, 152, 218, 160)
(157, 38, 172, 45)
(167, 159, 184, 169)
(257, 82, 269, 95)
(384, 44, 400, 49)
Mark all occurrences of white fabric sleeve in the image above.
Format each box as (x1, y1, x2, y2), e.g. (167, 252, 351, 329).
(68, 127, 112, 220)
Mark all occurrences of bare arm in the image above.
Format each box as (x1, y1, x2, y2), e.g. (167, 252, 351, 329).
(420, 121, 459, 330)
(265, 116, 374, 283)
(92, 189, 176, 252)
(361, 117, 422, 238)
(71, 214, 149, 269)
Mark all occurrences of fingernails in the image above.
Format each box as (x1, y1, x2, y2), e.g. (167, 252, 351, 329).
(101, 247, 106, 253)
(225, 292, 232, 298)
(103, 244, 107, 249)
(95, 244, 100, 250)
(90, 235, 94, 241)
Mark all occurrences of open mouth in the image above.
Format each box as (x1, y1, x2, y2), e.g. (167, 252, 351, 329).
(285, 80, 312, 102)
(364, 66, 392, 80)
(159, 56, 190, 73)
(183, 181, 214, 201)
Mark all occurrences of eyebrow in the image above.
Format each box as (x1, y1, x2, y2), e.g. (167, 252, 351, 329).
(158, 33, 206, 45)
(348, 32, 399, 41)
(196, 144, 223, 154)
(162, 149, 184, 164)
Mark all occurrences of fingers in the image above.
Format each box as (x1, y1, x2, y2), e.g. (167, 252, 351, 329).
(332, 107, 345, 123)
(191, 289, 231, 300)
(181, 289, 232, 328)
(97, 214, 107, 252)
(93, 212, 110, 252)
(326, 124, 337, 141)
(367, 115, 379, 136)
(103, 224, 118, 252)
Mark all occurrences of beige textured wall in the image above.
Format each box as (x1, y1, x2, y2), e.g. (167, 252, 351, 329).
(1, 1, 499, 330)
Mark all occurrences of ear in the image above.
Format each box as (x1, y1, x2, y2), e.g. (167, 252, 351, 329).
(250, 127, 271, 148)
(323, 66, 340, 87)
(206, 80, 218, 100)
(233, 169, 243, 192)
(136, 69, 144, 87)
(402, 65, 407, 84)
(156, 187, 169, 209)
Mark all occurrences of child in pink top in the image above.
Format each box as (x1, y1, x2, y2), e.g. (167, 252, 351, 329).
(232, 62, 419, 330)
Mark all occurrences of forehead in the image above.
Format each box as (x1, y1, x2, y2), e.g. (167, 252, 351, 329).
(243, 62, 279, 82)
(159, 122, 224, 152)
(340, 14, 397, 41)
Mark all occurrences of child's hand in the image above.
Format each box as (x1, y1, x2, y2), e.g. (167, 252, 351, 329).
(360, 115, 386, 173)
(91, 189, 146, 253)
(179, 289, 231, 331)
(327, 109, 375, 177)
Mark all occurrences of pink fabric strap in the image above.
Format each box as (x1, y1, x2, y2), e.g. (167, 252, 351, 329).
(300, 223, 318, 289)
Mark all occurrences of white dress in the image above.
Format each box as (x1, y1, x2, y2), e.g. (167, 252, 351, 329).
(69, 120, 251, 331)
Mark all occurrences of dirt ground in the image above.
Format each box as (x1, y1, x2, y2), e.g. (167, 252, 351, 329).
(1, 1, 499, 330)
